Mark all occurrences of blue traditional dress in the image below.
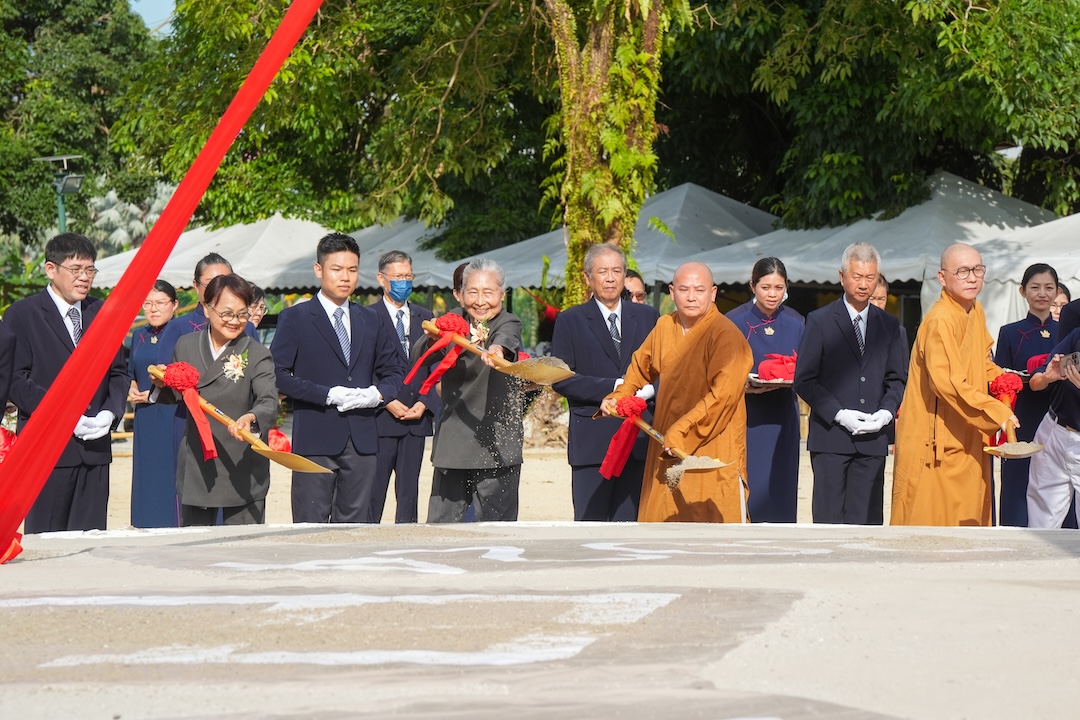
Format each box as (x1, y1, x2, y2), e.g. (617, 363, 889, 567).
(129, 322, 181, 527)
(994, 313, 1064, 527)
(726, 301, 805, 522)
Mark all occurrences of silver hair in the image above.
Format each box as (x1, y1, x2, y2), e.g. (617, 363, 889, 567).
(840, 242, 881, 272)
(378, 249, 413, 274)
(583, 243, 627, 275)
(462, 257, 506, 292)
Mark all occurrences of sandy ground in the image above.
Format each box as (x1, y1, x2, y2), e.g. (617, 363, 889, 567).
(102, 437, 894, 527)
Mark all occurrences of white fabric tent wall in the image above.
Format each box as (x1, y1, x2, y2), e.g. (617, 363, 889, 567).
(429, 183, 778, 288)
(920, 212, 1080, 346)
(94, 214, 335, 290)
(683, 173, 1054, 288)
(347, 217, 447, 289)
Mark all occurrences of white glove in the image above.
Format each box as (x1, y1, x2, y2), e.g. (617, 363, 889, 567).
(73, 415, 96, 440)
(635, 384, 656, 401)
(326, 386, 352, 406)
(80, 410, 115, 441)
(338, 386, 382, 412)
(853, 409, 893, 435)
(834, 409, 872, 434)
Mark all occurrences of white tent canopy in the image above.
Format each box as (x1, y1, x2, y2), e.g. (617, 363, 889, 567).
(95, 214, 335, 290)
(675, 172, 1054, 287)
(347, 217, 447, 289)
(920, 211, 1080, 343)
(429, 182, 778, 288)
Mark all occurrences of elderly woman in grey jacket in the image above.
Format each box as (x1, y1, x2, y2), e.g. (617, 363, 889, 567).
(426, 258, 525, 522)
(153, 274, 279, 526)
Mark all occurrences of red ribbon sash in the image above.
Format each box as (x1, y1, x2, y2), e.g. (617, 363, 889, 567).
(600, 396, 648, 480)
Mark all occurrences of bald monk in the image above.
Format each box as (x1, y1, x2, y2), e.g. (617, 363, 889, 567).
(601, 262, 754, 522)
(891, 243, 1018, 526)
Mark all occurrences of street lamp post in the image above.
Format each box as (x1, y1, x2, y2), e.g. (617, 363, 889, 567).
(32, 154, 84, 233)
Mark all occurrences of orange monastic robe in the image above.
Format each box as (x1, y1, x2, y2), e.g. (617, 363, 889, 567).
(606, 306, 754, 522)
(891, 292, 1013, 526)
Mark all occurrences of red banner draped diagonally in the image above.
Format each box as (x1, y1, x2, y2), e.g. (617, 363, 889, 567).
(0, 0, 325, 563)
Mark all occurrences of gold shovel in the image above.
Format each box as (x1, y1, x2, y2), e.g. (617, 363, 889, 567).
(148, 365, 332, 474)
(421, 319, 574, 385)
(595, 410, 728, 487)
(984, 420, 1043, 460)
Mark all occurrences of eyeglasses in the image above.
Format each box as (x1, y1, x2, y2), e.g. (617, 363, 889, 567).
(57, 264, 99, 279)
(1051, 302, 1068, 310)
(142, 300, 174, 310)
(381, 273, 415, 281)
(944, 264, 986, 280)
(207, 305, 251, 323)
(629, 292, 647, 302)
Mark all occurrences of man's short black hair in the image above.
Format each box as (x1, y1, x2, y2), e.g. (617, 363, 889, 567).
(316, 233, 360, 266)
(45, 233, 96, 266)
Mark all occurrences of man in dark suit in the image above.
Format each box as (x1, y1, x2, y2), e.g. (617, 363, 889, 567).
(0, 318, 14, 415)
(1060, 297, 1080, 338)
(271, 233, 406, 523)
(368, 249, 439, 523)
(794, 242, 907, 525)
(5, 233, 128, 533)
(551, 244, 660, 521)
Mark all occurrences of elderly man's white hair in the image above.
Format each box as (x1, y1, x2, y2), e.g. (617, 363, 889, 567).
(462, 257, 507, 292)
(840, 242, 881, 272)
(583, 243, 627, 275)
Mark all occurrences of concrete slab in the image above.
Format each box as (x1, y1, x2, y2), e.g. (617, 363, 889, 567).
(3, 523, 1079, 719)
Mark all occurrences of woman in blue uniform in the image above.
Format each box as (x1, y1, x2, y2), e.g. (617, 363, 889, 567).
(726, 258, 804, 522)
(994, 263, 1060, 527)
(127, 280, 181, 527)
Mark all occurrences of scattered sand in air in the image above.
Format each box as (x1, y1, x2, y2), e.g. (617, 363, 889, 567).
(664, 455, 727, 488)
(528, 356, 571, 371)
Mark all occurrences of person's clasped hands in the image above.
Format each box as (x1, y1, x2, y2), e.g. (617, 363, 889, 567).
(327, 386, 382, 412)
(853, 409, 892, 435)
(73, 410, 115, 441)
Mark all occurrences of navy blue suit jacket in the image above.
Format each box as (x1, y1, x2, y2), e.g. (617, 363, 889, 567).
(272, 298, 406, 456)
(5, 290, 128, 467)
(369, 299, 440, 438)
(551, 299, 660, 466)
(794, 299, 907, 456)
(0, 318, 14, 409)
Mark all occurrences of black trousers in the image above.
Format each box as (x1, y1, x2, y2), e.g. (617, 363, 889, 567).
(428, 465, 520, 523)
(182, 500, 265, 526)
(810, 451, 885, 525)
(24, 464, 108, 533)
(571, 460, 643, 522)
(371, 433, 426, 523)
(291, 437, 379, 523)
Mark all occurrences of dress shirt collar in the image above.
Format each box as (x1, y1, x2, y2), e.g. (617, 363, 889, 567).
(594, 297, 622, 327)
(46, 283, 80, 317)
(843, 296, 869, 325)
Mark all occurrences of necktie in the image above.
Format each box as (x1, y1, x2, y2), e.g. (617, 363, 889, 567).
(333, 307, 350, 359)
(608, 312, 622, 358)
(395, 309, 408, 357)
(67, 306, 82, 345)
(853, 315, 865, 355)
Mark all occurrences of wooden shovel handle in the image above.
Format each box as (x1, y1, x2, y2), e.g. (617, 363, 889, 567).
(148, 365, 269, 450)
(1005, 420, 1018, 445)
(598, 409, 690, 462)
(421, 319, 514, 369)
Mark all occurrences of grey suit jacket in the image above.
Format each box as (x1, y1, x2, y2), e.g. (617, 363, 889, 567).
(169, 331, 279, 507)
(429, 308, 524, 470)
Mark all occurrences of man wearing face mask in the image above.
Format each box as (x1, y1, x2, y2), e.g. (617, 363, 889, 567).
(369, 250, 439, 523)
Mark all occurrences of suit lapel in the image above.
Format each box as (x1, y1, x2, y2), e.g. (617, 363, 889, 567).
(833, 300, 861, 361)
(37, 291, 76, 352)
(587, 301, 622, 368)
(311, 299, 348, 367)
(348, 302, 366, 369)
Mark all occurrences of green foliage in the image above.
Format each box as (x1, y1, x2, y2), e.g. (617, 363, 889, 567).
(0, 244, 47, 314)
(0, 0, 154, 243)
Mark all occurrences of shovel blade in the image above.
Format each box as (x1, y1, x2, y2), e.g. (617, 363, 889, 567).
(495, 358, 574, 385)
(984, 441, 1044, 460)
(251, 446, 333, 473)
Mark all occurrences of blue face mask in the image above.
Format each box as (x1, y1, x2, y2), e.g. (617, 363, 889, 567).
(389, 279, 413, 303)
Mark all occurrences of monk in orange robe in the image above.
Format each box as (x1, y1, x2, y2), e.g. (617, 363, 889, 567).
(891, 243, 1018, 526)
(602, 262, 753, 522)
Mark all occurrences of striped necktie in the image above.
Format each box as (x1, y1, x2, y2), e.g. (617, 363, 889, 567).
(333, 307, 350, 359)
(395, 309, 408, 356)
(853, 315, 865, 355)
(67, 306, 82, 345)
(608, 312, 621, 358)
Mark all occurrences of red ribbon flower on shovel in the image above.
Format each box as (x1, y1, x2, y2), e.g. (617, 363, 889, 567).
(404, 313, 473, 395)
(600, 396, 648, 480)
(162, 362, 218, 461)
(987, 372, 1023, 448)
